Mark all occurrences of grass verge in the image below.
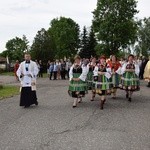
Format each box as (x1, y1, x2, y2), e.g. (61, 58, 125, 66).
(1, 72, 14, 76)
(0, 85, 19, 100)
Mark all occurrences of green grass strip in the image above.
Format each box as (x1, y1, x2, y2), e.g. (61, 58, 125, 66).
(0, 85, 19, 100)
(1, 72, 14, 76)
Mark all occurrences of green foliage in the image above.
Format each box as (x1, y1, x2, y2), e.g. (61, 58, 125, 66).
(88, 27, 97, 57)
(0, 85, 3, 90)
(95, 44, 127, 58)
(31, 28, 55, 61)
(1, 72, 14, 76)
(22, 35, 30, 51)
(79, 26, 97, 58)
(79, 26, 90, 58)
(0, 50, 8, 58)
(92, 0, 138, 56)
(48, 17, 80, 58)
(95, 44, 108, 56)
(5, 35, 29, 61)
(135, 17, 150, 57)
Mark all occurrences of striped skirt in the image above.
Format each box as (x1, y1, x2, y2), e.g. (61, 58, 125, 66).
(68, 73, 88, 97)
(93, 74, 112, 95)
(120, 72, 140, 91)
(87, 71, 94, 90)
(112, 73, 121, 88)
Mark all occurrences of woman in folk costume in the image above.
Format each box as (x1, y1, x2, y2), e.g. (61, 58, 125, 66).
(120, 54, 140, 102)
(68, 55, 88, 108)
(107, 55, 122, 99)
(144, 56, 150, 87)
(93, 55, 112, 110)
(17, 53, 39, 108)
(87, 57, 97, 101)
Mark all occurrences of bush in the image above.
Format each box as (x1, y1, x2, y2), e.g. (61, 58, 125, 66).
(0, 85, 3, 89)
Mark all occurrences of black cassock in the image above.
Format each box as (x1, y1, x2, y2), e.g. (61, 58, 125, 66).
(17, 60, 39, 107)
(20, 87, 38, 107)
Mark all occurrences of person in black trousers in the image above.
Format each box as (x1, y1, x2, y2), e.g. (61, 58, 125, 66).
(53, 62, 58, 80)
(49, 62, 54, 80)
(47, 60, 51, 78)
(39, 60, 44, 78)
(139, 56, 148, 79)
(60, 60, 66, 80)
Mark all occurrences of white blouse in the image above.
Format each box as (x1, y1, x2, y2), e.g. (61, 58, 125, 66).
(121, 62, 140, 76)
(93, 65, 111, 79)
(69, 64, 89, 81)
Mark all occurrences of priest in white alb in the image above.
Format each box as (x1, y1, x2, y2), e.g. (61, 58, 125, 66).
(17, 53, 39, 108)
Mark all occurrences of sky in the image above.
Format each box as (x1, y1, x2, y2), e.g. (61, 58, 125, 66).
(0, 0, 150, 53)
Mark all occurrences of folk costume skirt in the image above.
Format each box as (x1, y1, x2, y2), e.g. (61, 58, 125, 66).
(87, 71, 94, 90)
(93, 74, 112, 96)
(120, 72, 140, 91)
(68, 73, 88, 98)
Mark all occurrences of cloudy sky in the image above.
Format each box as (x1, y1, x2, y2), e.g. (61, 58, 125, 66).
(0, 0, 150, 52)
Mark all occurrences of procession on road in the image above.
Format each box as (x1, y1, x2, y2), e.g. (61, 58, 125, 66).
(16, 53, 150, 110)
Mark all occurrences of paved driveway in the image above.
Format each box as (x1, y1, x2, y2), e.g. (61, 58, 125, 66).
(0, 77, 150, 150)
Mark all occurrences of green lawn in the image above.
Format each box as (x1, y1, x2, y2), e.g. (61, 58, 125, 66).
(1, 72, 49, 78)
(1, 72, 14, 76)
(0, 85, 19, 100)
(43, 73, 49, 78)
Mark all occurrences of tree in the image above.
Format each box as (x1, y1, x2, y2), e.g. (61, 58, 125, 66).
(5, 36, 29, 61)
(88, 27, 97, 57)
(92, 0, 138, 56)
(31, 28, 55, 61)
(79, 26, 97, 58)
(48, 17, 80, 58)
(135, 18, 150, 57)
(0, 50, 9, 58)
(79, 26, 90, 58)
(22, 35, 30, 52)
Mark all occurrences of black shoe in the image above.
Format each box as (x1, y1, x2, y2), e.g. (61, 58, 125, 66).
(147, 82, 150, 87)
(103, 99, 106, 104)
(100, 100, 104, 110)
(35, 101, 38, 106)
(128, 98, 132, 102)
(72, 105, 77, 108)
(24, 105, 30, 108)
(112, 96, 116, 99)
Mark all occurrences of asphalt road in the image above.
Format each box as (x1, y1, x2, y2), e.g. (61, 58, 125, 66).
(0, 76, 150, 150)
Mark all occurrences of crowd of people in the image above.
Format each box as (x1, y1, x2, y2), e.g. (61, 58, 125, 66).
(68, 55, 150, 109)
(46, 59, 72, 80)
(14, 53, 150, 109)
(14, 55, 150, 82)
